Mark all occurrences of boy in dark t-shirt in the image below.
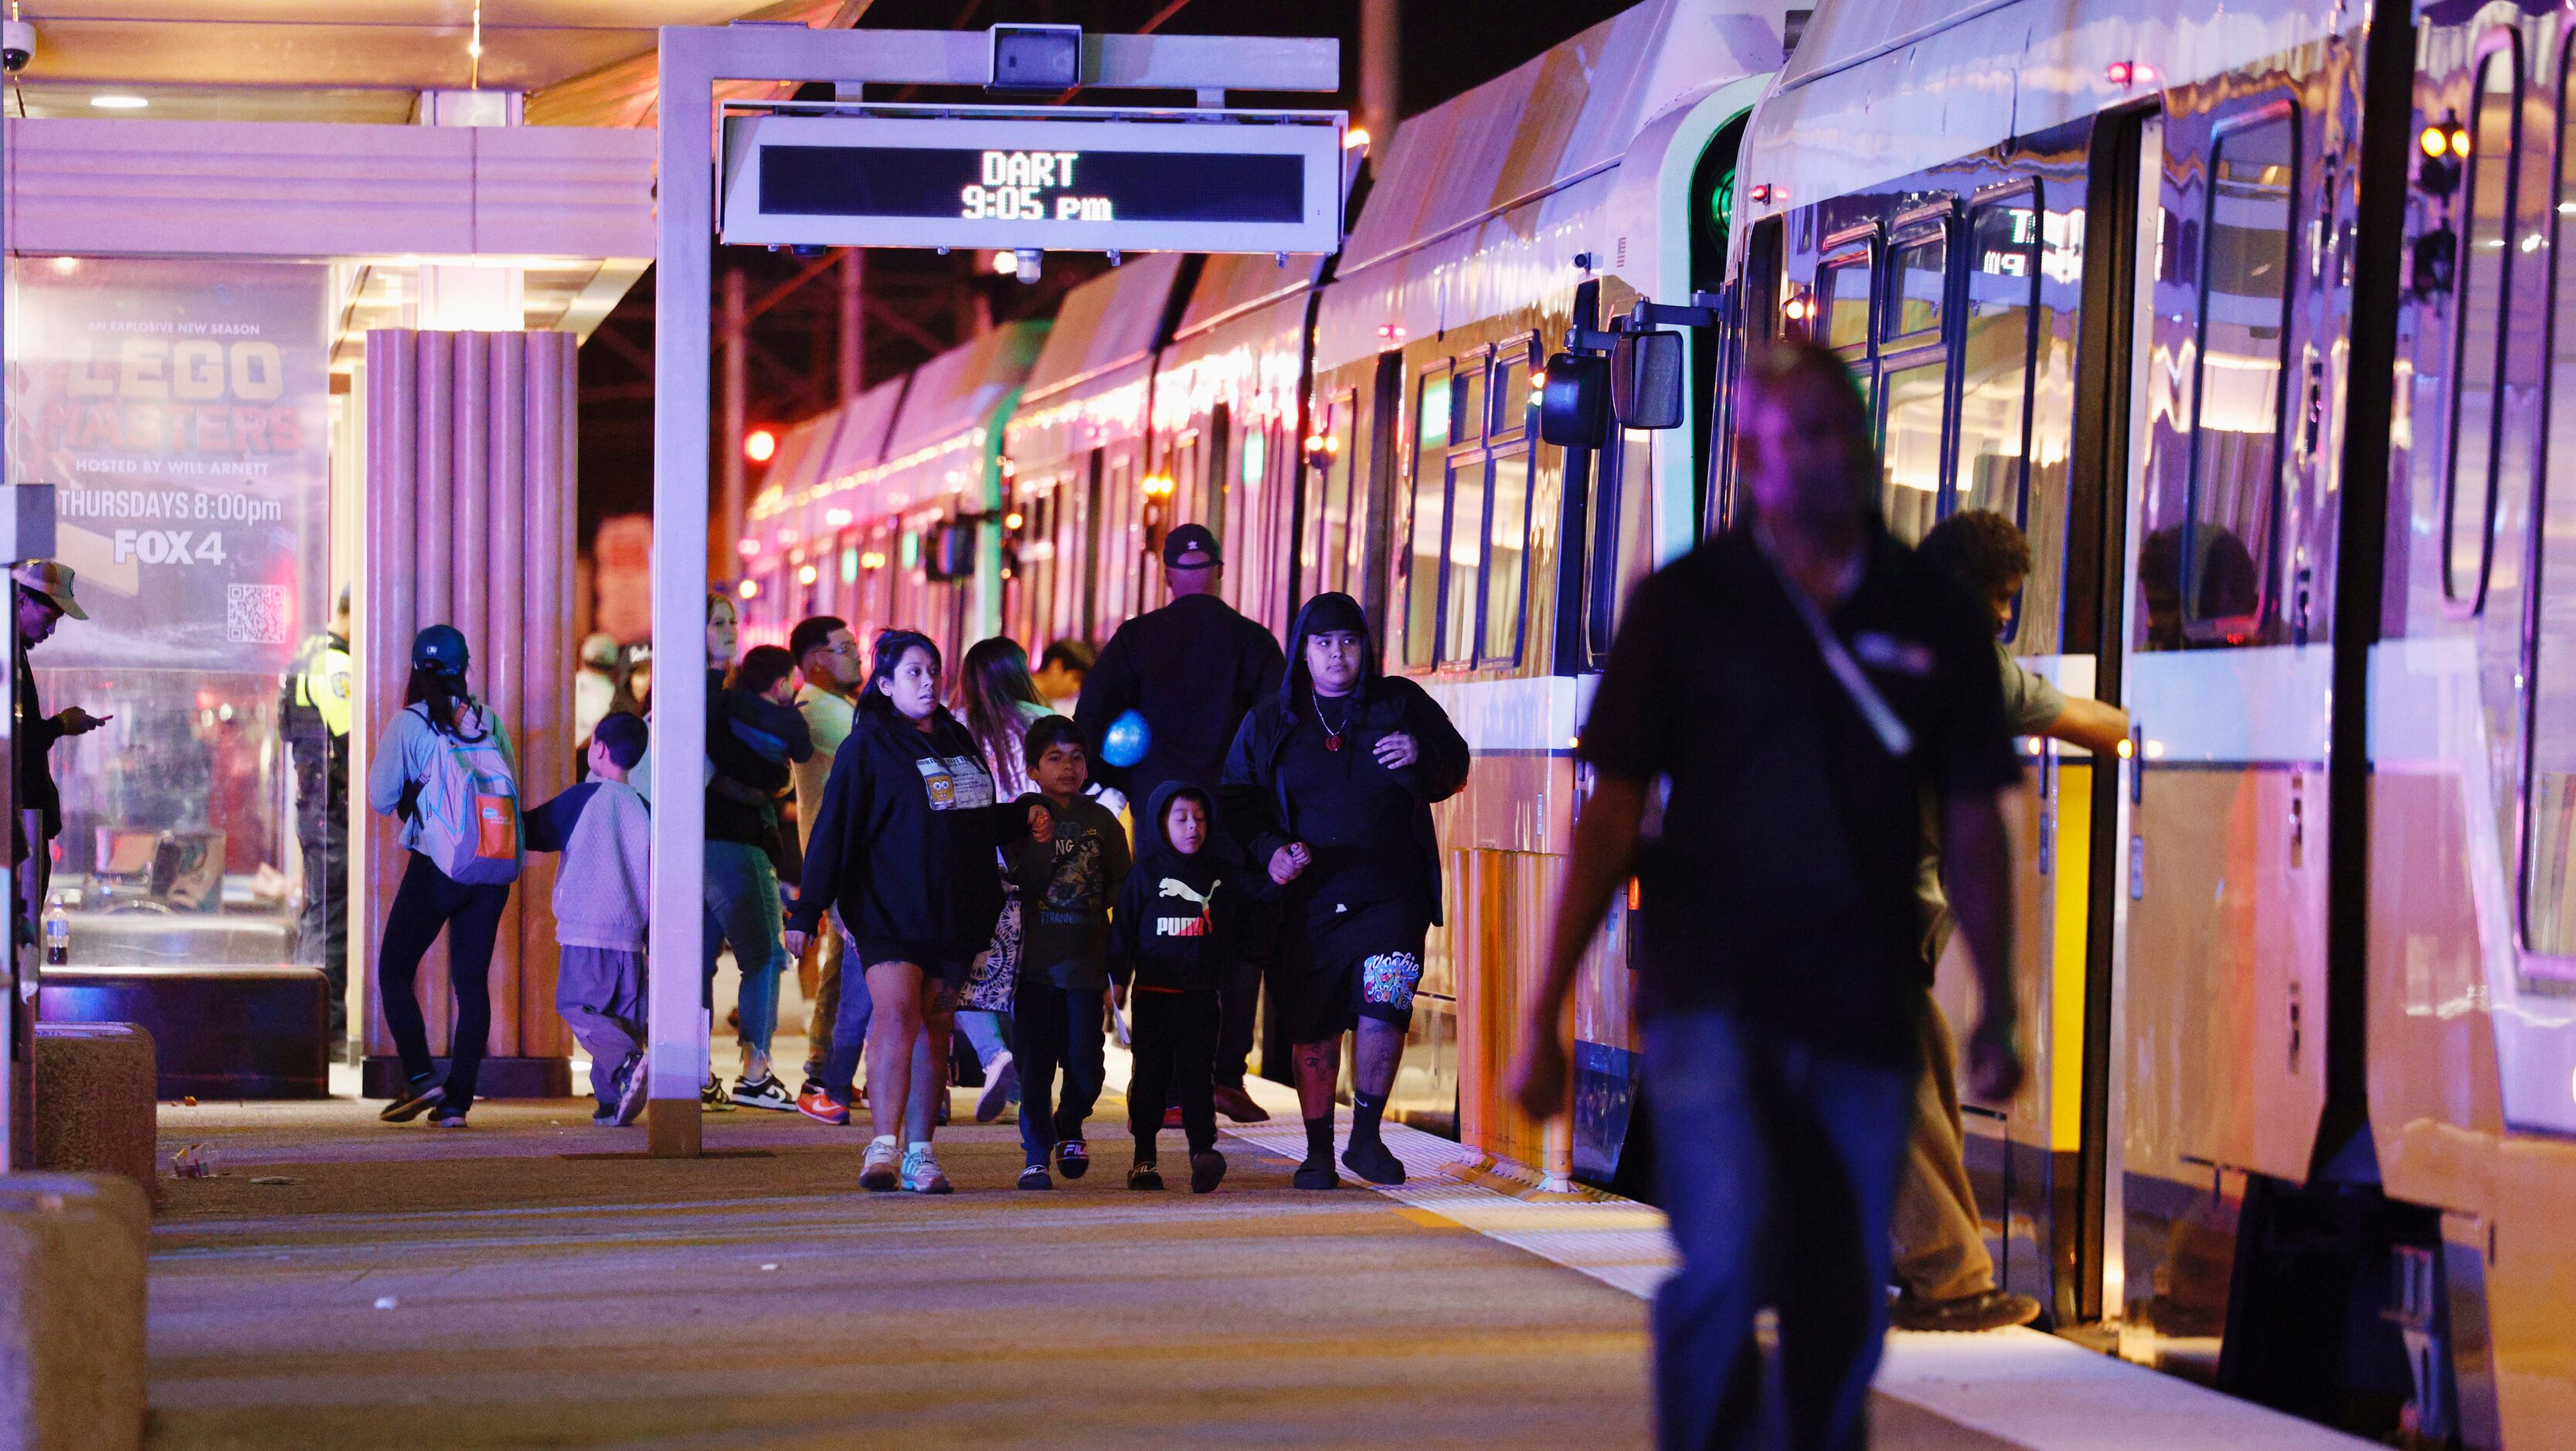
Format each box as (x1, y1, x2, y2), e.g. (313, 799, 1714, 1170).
(1007, 715, 1130, 1189)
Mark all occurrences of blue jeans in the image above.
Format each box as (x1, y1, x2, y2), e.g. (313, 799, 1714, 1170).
(702, 841, 784, 1062)
(1643, 1010, 1913, 1451)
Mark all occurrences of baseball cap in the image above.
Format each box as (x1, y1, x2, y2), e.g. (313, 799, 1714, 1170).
(1162, 523, 1222, 570)
(11, 560, 85, 620)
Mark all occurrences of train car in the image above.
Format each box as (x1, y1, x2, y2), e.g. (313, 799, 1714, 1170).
(999, 252, 1194, 652)
(2370, 2, 2576, 1443)
(1311, 0, 1780, 1167)
(737, 408, 848, 647)
(1724, 0, 2576, 1435)
(1147, 253, 1322, 641)
(741, 372, 907, 642)
(745, 322, 1046, 664)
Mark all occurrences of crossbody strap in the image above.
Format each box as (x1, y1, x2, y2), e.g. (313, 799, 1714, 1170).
(1763, 550, 1913, 759)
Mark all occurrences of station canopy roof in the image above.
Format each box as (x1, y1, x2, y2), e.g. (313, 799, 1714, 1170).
(12, 0, 859, 125)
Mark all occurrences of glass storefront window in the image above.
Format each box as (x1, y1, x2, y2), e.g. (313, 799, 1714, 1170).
(6, 257, 331, 962)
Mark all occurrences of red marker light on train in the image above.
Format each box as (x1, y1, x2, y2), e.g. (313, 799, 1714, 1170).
(1748, 183, 1772, 203)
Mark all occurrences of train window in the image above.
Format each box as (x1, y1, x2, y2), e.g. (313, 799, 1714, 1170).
(1484, 450, 1531, 661)
(2446, 46, 2523, 612)
(1404, 367, 1453, 668)
(1887, 232, 1947, 340)
(1441, 454, 1489, 663)
(1955, 199, 2040, 528)
(1418, 372, 1453, 454)
(1822, 250, 1874, 352)
(1454, 357, 1487, 444)
(1321, 393, 1358, 596)
(2183, 108, 2299, 643)
(2520, 41, 2576, 953)
(1492, 355, 1530, 436)
(1879, 359, 1947, 543)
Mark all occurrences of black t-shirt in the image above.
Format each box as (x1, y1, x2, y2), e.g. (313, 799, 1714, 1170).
(1577, 526, 2021, 1064)
(1276, 705, 1428, 912)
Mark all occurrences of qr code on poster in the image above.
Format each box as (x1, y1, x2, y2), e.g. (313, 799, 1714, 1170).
(226, 584, 293, 645)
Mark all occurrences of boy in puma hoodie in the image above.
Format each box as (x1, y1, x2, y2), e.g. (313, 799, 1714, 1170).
(1109, 780, 1259, 1194)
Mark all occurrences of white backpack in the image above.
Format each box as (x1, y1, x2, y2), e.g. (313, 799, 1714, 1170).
(409, 702, 522, 885)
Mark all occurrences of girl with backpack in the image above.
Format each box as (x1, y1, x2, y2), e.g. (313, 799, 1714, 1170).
(367, 624, 522, 1126)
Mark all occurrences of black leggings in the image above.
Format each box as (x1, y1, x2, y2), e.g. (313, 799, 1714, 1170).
(1128, 987, 1220, 1156)
(378, 851, 511, 1107)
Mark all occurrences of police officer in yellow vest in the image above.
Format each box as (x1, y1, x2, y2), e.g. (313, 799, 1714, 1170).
(283, 588, 352, 1052)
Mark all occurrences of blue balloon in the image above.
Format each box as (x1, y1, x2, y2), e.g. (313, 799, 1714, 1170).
(1102, 709, 1150, 768)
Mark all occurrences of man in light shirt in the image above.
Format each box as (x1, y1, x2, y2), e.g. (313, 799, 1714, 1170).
(787, 614, 866, 1113)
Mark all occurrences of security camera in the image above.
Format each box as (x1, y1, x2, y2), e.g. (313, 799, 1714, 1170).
(2, 21, 34, 74)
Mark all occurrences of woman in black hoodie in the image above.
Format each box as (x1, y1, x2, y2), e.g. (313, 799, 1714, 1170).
(1220, 592, 1469, 1190)
(786, 630, 1045, 1194)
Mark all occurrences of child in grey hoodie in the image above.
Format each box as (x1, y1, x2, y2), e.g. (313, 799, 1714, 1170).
(524, 712, 654, 1126)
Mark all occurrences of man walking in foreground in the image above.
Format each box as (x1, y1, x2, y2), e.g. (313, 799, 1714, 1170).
(1509, 340, 2026, 1450)
(1076, 523, 1283, 1123)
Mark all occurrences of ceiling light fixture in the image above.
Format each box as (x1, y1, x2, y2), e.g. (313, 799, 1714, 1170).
(90, 95, 149, 110)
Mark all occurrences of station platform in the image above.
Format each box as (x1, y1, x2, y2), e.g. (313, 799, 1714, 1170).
(141, 1056, 2376, 1449)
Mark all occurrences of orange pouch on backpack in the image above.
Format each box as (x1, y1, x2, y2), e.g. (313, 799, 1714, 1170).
(474, 794, 517, 859)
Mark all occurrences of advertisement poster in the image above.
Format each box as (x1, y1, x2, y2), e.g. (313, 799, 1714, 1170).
(7, 257, 331, 671)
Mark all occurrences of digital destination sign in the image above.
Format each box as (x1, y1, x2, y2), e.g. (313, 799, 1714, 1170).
(720, 110, 1344, 256)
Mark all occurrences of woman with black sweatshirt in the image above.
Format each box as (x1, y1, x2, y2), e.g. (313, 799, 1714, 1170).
(1221, 592, 1469, 1190)
(785, 630, 1045, 1194)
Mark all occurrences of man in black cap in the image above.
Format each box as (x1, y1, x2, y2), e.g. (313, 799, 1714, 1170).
(1076, 522, 1283, 1122)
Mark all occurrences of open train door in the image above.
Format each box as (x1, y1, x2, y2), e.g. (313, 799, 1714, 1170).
(2092, 73, 2356, 1383)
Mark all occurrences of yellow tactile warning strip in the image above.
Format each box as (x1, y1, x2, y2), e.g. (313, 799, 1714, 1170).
(1218, 1094, 2377, 1451)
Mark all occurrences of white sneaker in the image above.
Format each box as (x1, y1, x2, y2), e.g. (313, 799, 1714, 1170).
(860, 1136, 900, 1192)
(901, 1142, 953, 1194)
(974, 1052, 1017, 1123)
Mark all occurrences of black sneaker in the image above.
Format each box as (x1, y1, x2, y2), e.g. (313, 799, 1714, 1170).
(1127, 1160, 1164, 1191)
(1293, 1158, 1339, 1191)
(701, 1075, 736, 1112)
(1017, 1164, 1053, 1191)
(379, 1080, 443, 1123)
(1055, 1138, 1090, 1180)
(613, 1052, 651, 1127)
(1342, 1137, 1406, 1186)
(731, 1072, 795, 1113)
(1189, 1150, 1229, 1194)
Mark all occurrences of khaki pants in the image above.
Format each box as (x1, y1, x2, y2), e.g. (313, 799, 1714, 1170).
(1890, 991, 1997, 1303)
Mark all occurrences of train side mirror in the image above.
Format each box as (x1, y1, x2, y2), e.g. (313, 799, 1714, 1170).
(1538, 351, 1611, 447)
(1609, 329, 1687, 430)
